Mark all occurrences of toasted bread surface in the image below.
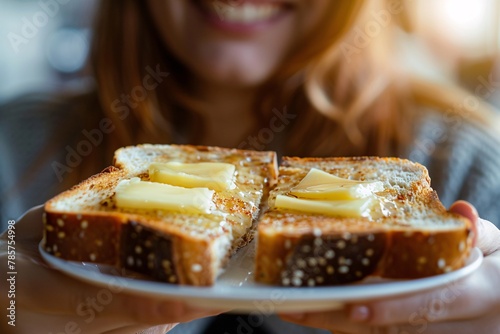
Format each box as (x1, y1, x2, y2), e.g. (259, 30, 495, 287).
(44, 145, 278, 286)
(255, 157, 472, 286)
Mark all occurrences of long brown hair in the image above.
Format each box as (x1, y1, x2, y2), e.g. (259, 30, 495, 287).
(91, 0, 498, 159)
(10, 0, 500, 218)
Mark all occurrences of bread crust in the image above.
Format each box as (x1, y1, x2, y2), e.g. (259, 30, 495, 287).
(255, 157, 473, 286)
(43, 145, 278, 286)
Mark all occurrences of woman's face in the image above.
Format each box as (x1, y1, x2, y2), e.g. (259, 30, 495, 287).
(147, 0, 329, 87)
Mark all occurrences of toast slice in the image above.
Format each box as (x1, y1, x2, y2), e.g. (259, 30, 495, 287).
(43, 144, 278, 286)
(255, 157, 473, 286)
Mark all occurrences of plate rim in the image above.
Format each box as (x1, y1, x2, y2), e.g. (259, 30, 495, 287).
(39, 242, 483, 311)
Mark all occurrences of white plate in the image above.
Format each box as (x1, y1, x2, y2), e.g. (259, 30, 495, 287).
(40, 238, 483, 312)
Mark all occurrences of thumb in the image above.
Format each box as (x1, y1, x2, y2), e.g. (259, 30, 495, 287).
(449, 200, 500, 256)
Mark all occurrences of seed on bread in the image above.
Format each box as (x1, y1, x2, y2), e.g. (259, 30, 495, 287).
(191, 264, 202, 272)
(277, 232, 386, 286)
(459, 241, 465, 252)
(338, 266, 349, 274)
(256, 157, 472, 286)
(120, 221, 181, 281)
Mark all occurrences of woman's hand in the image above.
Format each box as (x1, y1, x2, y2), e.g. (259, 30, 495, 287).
(280, 201, 500, 334)
(0, 207, 223, 334)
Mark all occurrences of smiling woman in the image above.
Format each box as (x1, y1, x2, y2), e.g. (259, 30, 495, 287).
(207, 1, 293, 25)
(93, 0, 413, 156)
(146, 0, 329, 85)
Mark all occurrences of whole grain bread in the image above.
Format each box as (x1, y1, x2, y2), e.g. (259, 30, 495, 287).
(43, 144, 278, 286)
(255, 157, 473, 286)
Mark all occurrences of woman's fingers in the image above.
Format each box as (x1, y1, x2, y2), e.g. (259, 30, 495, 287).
(347, 269, 497, 326)
(281, 202, 500, 333)
(101, 324, 177, 334)
(14, 265, 221, 332)
(7, 251, 222, 332)
(449, 200, 478, 246)
(4, 205, 223, 329)
(114, 293, 221, 326)
(281, 310, 364, 333)
(129, 324, 178, 334)
(474, 218, 500, 255)
(1, 205, 224, 333)
(282, 269, 500, 334)
(449, 200, 478, 223)
(351, 204, 500, 327)
(282, 310, 500, 334)
(450, 200, 500, 255)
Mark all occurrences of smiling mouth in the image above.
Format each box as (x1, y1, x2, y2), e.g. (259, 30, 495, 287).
(193, 0, 293, 26)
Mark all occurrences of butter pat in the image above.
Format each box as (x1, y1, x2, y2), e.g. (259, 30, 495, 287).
(275, 195, 376, 218)
(291, 168, 383, 200)
(115, 178, 214, 214)
(149, 162, 235, 191)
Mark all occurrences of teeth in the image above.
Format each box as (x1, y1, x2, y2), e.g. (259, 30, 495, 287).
(211, 2, 282, 24)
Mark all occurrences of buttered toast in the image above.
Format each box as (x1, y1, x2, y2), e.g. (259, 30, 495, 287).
(255, 157, 473, 286)
(43, 145, 277, 286)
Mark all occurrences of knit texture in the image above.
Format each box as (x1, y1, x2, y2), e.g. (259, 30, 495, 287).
(407, 110, 500, 226)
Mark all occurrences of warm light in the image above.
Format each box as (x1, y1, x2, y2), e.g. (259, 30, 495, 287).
(417, 0, 499, 57)
(439, 0, 487, 26)
(435, 0, 490, 41)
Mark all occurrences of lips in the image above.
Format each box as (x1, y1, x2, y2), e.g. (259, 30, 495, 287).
(192, 0, 293, 28)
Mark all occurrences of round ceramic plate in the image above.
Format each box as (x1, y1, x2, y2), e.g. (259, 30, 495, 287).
(40, 240, 483, 312)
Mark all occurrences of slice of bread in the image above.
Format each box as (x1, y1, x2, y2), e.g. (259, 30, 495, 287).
(43, 144, 278, 286)
(255, 157, 473, 286)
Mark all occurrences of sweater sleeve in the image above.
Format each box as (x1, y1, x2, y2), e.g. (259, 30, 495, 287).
(0, 91, 106, 231)
(406, 111, 500, 227)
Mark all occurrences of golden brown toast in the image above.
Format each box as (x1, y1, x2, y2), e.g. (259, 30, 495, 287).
(255, 157, 473, 286)
(43, 144, 277, 286)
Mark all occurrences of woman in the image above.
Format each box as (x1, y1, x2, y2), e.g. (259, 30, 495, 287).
(1, 0, 500, 333)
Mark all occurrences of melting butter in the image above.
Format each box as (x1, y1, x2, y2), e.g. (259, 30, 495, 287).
(149, 162, 235, 191)
(290, 168, 383, 200)
(115, 178, 214, 214)
(275, 168, 385, 218)
(275, 195, 377, 218)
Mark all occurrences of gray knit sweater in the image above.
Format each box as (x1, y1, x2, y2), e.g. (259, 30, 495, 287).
(406, 110, 500, 226)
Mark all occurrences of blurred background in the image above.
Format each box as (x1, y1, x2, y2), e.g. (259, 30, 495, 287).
(402, 0, 500, 107)
(0, 0, 98, 227)
(0, 0, 97, 103)
(0, 0, 499, 226)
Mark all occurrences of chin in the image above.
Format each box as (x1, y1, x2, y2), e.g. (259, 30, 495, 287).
(187, 42, 279, 87)
(195, 62, 274, 87)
